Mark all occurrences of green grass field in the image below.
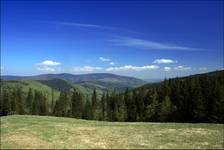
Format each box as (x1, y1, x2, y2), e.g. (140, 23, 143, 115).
(1, 115, 223, 149)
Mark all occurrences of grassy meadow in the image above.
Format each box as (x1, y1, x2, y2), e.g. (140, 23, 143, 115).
(1, 115, 223, 149)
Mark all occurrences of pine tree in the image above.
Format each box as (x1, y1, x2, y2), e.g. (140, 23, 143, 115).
(159, 95, 176, 121)
(15, 87, 25, 114)
(0, 89, 3, 115)
(83, 96, 91, 120)
(101, 92, 106, 120)
(106, 91, 111, 121)
(31, 90, 38, 115)
(145, 89, 159, 121)
(54, 92, 69, 117)
(26, 88, 34, 113)
(10, 90, 16, 114)
(1, 89, 10, 115)
(217, 85, 224, 123)
(117, 94, 127, 121)
(211, 77, 224, 122)
(71, 89, 83, 118)
(50, 88, 55, 115)
(135, 91, 145, 121)
(91, 89, 98, 120)
(128, 91, 137, 121)
(110, 91, 118, 121)
(124, 88, 134, 121)
(192, 78, 205, 122)
(38, 92, 48, 115)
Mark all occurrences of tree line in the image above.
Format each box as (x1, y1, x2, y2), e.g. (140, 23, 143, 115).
(1, 71, 223, 123)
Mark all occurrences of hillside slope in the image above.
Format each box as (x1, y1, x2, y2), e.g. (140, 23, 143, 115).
(38, 78, 101, 97)
(127, 70, 224, 123)
(0, 80, 60, 101)
(138, 70, 224, 90)
(1, 115, 223, 149)
(1, 73, 146, 92)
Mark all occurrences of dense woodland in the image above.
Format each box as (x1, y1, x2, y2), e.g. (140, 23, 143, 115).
(1, 70, 224, 123)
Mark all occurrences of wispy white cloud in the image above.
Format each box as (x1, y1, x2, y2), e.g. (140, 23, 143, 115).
(109, 62, 115, 65)
(99, 57, 111, 62)
(153, 59, 177, 64)
(199, 67, 208, 71)
(37, 60, 61, 66)
(73, 66, 102, 72)
(174, 65, 191, 71)
(36, 60, 61, 72)
(53, 21, 142, 34)
(99, 57, 116, 65)
(164, 67, 171, 72)
(106, 65, 159, 72)
(37, 66, 57, 72)
(111, 37, 199, 51)
(57, 22, 114, 30)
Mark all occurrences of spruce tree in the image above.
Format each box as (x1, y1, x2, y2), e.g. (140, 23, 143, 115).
(145, 89, 159, 121)
(54, 92, 69, 117)
(71, 89, 83, 118)
(83, 96, 91, 120)
(10, 90, 16, 114)
(91, 89, 98, 120)
(26, 88, 34, 113)
(31, 90, 38, 115)
(2, 89, 10, 115)
(159, 96, 176, 121)
(15, 87, 25, 114)
(101, 92, 106, 120)
(38, 92, 48, 115)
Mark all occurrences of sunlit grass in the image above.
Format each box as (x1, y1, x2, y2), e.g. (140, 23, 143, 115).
(1, 115, 223, 149)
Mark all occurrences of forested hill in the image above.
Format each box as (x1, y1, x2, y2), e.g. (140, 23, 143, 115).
(1, 73, 146, 92)
(138, 70, 224, 90)
(1, 70, 223, 123)
(126, 70, 224, 123)
(1, 73, 145, 86)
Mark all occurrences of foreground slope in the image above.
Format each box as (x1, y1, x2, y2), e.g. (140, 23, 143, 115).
(1, 115, 223, 149)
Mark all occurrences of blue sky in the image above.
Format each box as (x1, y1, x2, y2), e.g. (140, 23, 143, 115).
(1, 1, 223, 79)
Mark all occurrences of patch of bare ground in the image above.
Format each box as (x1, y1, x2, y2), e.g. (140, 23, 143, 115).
(180, 128, 216, 136)
(1, 132, 51, 149)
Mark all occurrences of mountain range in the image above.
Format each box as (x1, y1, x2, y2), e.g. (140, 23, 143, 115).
(1, 73, 146, 95)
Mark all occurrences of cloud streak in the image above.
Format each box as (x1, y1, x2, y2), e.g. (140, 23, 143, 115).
(99, 57, 116, 65)
(174, 65, 191, 71)
(153, 59, 177, 64)
(57, 22, 114, 30)
(109, 62, 115, 65)
(99, 57, 111, 62)
(73, 66, 102, 72)
(53, 21, 142, 34)
(37, 66, 57, 72)
(111, 37, 200, 51)
(199, 67, 207, 71)
(106, 65, 159, 72)
(37, 60, 61, 66)
(164, 67, 171, 72)
(36, 60, 61, 72)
